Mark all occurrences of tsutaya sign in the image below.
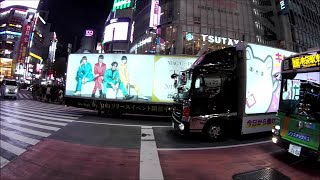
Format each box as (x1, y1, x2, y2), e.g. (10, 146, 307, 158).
(201, 34, 241, 46)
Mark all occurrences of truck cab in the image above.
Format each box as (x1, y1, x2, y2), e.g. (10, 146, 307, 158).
(171, 47, 239, 140)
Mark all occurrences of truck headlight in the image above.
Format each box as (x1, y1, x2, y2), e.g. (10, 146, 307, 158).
(272, 137, 278, 143)
(14, 89, 18, 93)
(178, 123, 185, 131)
(5, 88, 9, 93)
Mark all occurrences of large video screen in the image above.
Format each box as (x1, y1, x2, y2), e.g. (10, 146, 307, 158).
(103, 18, 130, 43)
(0, 0, 40, 9)
(245, 43, 296, 114)
(65, 54, 197, 103)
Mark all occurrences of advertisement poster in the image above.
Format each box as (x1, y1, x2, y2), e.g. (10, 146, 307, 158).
(241, 114, 276, 134)
(245, 43, 295, 115)
(16, 11, 35, 64)
(65, 54, 197, 103)
(152, 56, 196, 102)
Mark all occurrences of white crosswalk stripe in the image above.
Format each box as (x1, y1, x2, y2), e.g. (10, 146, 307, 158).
(0, 100, 86, 169)
(0, 156, 10, 168)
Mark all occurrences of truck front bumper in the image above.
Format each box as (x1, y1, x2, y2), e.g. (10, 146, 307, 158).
(273, 135, 320, 160)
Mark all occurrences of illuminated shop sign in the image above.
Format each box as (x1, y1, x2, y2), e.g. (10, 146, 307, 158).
(85, 29, 94, 37)
(186, 33, 241, 46)
(201, 35, 240, 46)
(112, 0, 132, 12)
(276, 0, 289, 15)
(130, 37, 152, 52)
(0, 31, 22, 36)
(290, 54, 320, 69)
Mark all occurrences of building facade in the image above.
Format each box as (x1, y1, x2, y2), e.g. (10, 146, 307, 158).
(131, 0, 319, 55)
(279, 0, 320, 52)
(0, 2, 52, 83)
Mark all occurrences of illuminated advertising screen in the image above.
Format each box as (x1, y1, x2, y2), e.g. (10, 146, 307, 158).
(245, 43, 296, 115)
(0, 0, 40, 9)
(65, 54, 197, 103)
(103, 18, 130, 43)
(112, 0, 132, 12)
(149, 0, 161, 28)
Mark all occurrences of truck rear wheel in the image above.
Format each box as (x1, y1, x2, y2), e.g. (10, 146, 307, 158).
(203, 122, 223, 141)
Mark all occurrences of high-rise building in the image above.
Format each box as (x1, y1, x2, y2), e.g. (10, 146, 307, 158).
(130, 0, 319, 55)
(277, 0, 320, 52)
(0, 0, 52, 83)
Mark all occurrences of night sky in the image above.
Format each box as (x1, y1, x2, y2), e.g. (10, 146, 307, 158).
(38, 0, 113, 45)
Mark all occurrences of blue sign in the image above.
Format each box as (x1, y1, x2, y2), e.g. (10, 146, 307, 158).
(288, 131, 310, 142)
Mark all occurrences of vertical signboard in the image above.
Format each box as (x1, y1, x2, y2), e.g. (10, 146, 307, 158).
(149, 0, 161, 28)
(16, 11, 35, 64)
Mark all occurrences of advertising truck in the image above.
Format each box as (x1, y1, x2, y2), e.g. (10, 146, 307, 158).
(171, 43, 295, 140)
(64, 53, 197, 116)
(272, 50, 320, 159)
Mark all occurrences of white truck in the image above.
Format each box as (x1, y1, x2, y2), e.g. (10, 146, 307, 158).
(171, 43, 296, 140)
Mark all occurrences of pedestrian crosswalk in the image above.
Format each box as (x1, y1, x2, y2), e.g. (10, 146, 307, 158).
(0, 100, 93, 169)
(16, 92, 33, 100)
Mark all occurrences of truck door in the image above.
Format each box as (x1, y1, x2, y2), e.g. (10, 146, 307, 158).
(190, 76, 209, 116)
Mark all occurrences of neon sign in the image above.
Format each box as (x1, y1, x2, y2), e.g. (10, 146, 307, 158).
(85, 30, 94, 37)
(292, 54, 320, 69)
(112, 0, 132, 12)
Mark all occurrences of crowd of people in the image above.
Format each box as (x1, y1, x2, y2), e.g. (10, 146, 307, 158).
(31, 84, 65, 104)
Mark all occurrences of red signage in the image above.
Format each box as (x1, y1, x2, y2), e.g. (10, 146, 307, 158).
(16, 12, 35, 64)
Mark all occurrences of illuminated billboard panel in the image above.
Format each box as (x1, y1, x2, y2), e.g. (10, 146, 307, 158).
(0, 0, 40, 9)
(103, 18, 130, 43)
(245, 43, 296, 115)
(149, 0, 161, 28)
(112, 0, 133, 12)
(65, 54, 197, 103)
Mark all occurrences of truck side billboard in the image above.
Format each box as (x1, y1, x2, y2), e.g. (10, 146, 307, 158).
(65, 54, 197, 104)
(243, 43, 296, 134)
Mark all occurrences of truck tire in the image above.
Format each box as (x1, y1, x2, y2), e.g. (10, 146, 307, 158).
(203, 122, 223, 141)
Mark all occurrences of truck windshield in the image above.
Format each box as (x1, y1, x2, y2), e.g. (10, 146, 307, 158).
(178, 72, 192, 99)
(279, 72, 320, 121)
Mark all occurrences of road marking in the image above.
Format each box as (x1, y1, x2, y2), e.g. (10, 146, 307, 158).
(0, 156, 10, 168)
(0, 121, 50, 137)
(1, 111, 68, 126)
(1, 116, 60, 131)
(73, 120, 170, 128)
(0, 105, 82, 117)
(0, 129, 40, 145)
(140, 127, 164, 180)
(158, 140, 272, 151)
(1, 106, 77, 121)
(0, 140, 26, 155)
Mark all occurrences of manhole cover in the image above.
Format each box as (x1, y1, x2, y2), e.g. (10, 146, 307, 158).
(232, 168, 291, 180)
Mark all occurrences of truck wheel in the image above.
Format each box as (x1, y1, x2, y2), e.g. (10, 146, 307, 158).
(204, 122, 223, 141)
